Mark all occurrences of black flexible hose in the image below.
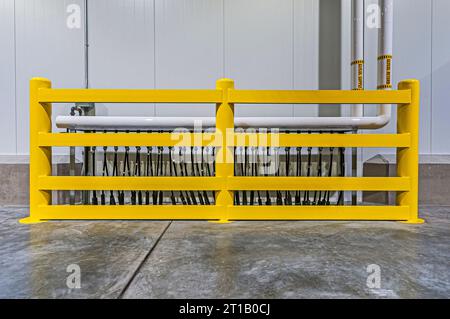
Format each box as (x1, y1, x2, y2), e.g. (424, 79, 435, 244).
(200, 146, 210, 205)
(265, 147, 271, 206)
(182, 147, 197, 205)
(284, 143, 292, 205)
(101, 146, 110, 205)
(134, 146, 142, 205)
(192, 146, 204, 205)
(324, 147, 334, 205)
(172, 147, 187, 205)
(145, 146, 152, 205)
(256, 146, 262, 206)
(337, 146, 345, 205)
(295, 145, 302, 205)
(158, 146, 164, 205)
(275, 147, 283, 206)
(303, 144, 312, 205)
(168, 147, 177, 205)
(111, 146, 118, 205)
(179, 148, 192, 205)
(122, 146, 131, 205)
(243, 147, 248, 205)
(205, 146, 214, 205)
(91, 146, 98, 205)
(234, 147, 240, 205)
(313, 146, 323, 205)
(250, 147, 255, 206)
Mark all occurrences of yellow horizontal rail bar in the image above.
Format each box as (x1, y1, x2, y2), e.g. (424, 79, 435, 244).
(39, 132, 411, 148)
(227, 177, 410, 191)
(227, 206, 410, 221)
(35, 205, 410, 221)
(38, 176, 409, 192)
(229, 89, 411, 104)
(232, 133, 411, 147)
(38, 132, 220, 147)
(37, 205, 224, 220)
(38, 176, 224, 191)
(38, 88, 222, 103)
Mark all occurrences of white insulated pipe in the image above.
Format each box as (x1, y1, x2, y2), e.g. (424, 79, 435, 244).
(351, 0, 364, 117)
(56, 114, 393, 131)
(377, 0, 393, 118)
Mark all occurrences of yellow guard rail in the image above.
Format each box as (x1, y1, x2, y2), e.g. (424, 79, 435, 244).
(21, 77, 423, 224)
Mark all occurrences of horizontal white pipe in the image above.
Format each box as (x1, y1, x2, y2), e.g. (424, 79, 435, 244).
(56, 115, 391, 131)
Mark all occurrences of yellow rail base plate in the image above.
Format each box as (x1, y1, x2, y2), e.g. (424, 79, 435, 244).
(19, 217, 47, 224)
(400, 218, 425, 225)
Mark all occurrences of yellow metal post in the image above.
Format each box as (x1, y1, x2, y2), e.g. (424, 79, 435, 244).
(214, 79, 235, 223)
(397, 79, 424, 224)
(20, 78, 52, 224)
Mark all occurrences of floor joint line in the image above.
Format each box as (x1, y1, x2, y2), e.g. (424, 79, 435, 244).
(117, 221, 173, 299)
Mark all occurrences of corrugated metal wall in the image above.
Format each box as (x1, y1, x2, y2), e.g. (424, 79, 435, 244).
(0, 0, 449, 156)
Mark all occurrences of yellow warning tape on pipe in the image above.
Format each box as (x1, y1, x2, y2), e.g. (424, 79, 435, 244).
(351, 60, 365, 90)
(351, 59, 364, 65)
(377, 54, 392, 61)
(378, 55, 392, 89)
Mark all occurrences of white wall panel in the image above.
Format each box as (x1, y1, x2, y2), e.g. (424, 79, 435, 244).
(154, 0, 223, 117)
(15, 0, 84, 154)
(0, 0, 17, 154)
(89, 0, 155, 117)
(431, 0, 450, 154)
(393, 0, 432, 155)
(294, 0, 319, 117)
(225, 0, 294, 117)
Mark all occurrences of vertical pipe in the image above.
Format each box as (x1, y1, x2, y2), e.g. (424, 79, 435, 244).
(84, 0, 89, 89)
(351, 0, 364, 117)
(70, 0, 90, 205)
(21, 78, 52, 224)
(81, 0, 92, 204)
(215, 79, 234, 223)
(377, 0, 393, 116)
(351, 0, 364, 205)
(69, 137, 76, 204)
(397, 80, 423, 224)
(351, 131, 359, 205)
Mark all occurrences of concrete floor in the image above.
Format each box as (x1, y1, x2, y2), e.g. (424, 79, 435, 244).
(0, 206, 449, 299)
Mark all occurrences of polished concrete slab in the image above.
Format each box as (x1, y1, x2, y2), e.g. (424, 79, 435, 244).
(0, 207, 169, 298)
(123, 207, 450, 299)
(0, 206, 449, 299)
